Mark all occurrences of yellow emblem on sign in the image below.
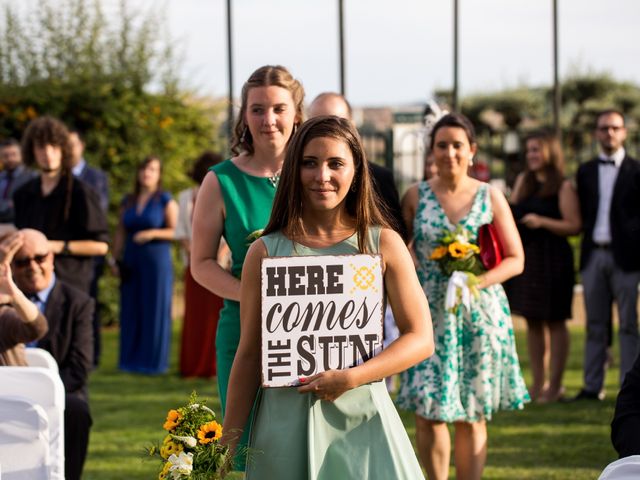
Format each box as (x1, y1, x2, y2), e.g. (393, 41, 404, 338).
(349, 261, 379, 294)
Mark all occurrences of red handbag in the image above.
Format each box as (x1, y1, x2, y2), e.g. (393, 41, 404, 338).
(478, 223, 503, 270)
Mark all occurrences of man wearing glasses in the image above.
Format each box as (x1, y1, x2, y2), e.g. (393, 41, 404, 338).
(573, 109, 640, 401)
(11, 228, 93, 480)
(0, 231, 47, 366)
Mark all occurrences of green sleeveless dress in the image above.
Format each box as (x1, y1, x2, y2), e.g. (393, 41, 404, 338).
(246, 229, 425, 480)
(211, 159, 278, 469)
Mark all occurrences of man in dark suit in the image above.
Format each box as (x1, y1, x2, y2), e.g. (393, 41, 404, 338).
(0, 138, 37, 223)
(12, 228, 93, 480)
(308, 92, 407, 241)
(574, 109, 640, 401)
(70, 128, 110, 367)
(68, 130, 109, 212)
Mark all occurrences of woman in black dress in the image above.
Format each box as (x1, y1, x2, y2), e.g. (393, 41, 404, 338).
(507, 130, 581, 403)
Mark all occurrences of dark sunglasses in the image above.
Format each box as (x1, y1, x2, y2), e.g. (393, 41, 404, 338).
(13, 253, 49, 268)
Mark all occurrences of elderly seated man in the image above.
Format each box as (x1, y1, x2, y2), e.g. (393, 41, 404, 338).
(0, 231, 48, 365)
(10, 228, 94, 480)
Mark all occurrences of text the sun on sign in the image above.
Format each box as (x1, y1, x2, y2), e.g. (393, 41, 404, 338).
(261, 254, 384, 387)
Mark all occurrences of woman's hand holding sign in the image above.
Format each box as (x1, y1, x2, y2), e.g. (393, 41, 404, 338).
(298, 369, 355, 402)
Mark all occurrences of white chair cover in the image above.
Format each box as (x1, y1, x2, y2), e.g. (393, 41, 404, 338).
(0, 395, 50, 479)
(0, 367, 65, 480)
(599, 455, 640, 480)
(24, 348, 59, 373)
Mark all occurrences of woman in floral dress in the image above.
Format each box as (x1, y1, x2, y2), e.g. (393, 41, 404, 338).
(397, 113, 529, 480)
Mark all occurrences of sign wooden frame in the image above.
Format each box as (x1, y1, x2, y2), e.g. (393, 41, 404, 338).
(260, 254, 384, 387)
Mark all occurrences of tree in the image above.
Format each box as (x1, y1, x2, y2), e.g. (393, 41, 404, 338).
(0, 0, 225, 324)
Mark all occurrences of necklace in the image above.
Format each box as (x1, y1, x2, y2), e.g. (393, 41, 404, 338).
(267, 170, 281, 188)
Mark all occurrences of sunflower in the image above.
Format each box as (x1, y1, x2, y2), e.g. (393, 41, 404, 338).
(160, 435, 184, 459)
(163, 409, 183, 431)
(430, 246, 448, 260)
(158, 461, 171, 479)
(448, 242, 468, 258)
(197, 421, 223, 444)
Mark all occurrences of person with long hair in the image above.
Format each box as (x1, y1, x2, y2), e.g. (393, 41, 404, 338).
(177, 151, 226, 378)
(190, 65, 304, 469)
(397, 113, 529, 480)
(221, 116, 433, 478)
(113, 155, 177, 374)
(9, 116, 109, 293)
(506, 130, 581, 403)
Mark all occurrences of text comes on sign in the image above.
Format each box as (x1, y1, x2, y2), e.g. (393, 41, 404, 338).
(261, 254, 384, 387)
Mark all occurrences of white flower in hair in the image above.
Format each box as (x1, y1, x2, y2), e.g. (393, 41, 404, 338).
(423, 100, 449, 152)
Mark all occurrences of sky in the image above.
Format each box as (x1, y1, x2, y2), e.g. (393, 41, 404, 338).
(21, 0, 640, 107)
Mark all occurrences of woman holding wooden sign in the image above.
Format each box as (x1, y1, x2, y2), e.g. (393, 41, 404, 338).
(397, 112, 529, 480)
(222, 116, 434, 479)
(191, 65, 305, 470)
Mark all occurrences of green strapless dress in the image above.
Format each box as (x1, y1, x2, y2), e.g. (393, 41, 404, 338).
(246, 229, 424, 480)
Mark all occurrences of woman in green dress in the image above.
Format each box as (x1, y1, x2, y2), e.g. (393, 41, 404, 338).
(222, 116, 434, 479)
(191, 65, 305, 469)
(397, 112, 529, 480)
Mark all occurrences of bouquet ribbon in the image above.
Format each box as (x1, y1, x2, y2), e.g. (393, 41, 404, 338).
(445, 271, 478, 312)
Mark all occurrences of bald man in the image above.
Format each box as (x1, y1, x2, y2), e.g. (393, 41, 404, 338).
(12, 228, 93, 480)
(0, 231, 47, 366)
(308, 92, 353, 120)
(308, 92, 407, 241)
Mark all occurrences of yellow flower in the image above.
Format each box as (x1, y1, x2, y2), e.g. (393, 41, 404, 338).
(158, 461, 171, 479)
(160, 435, 184, 459)
(159, 117, 174, 129)
(197, 421, 223, 444)
(163, 409, 182, 431)
(25, 106, 37, 119)
(430, 246, 448, 260)
(448, 242, 468, 258)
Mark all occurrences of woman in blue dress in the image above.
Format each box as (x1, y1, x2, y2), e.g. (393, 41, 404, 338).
(221, 116, 434, 479)
(114, 155, 178, 374)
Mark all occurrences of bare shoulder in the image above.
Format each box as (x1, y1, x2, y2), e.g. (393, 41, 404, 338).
(379, 227, 409, 268)
(245, 238, 268, 264)
(380, 227, 405, 250)
(488, 183, 508, 205)
(560, 178, 576, 193)
(402, 182, 420, 200)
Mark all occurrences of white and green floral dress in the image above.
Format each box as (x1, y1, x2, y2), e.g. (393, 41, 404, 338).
(396, 182, 529, 422)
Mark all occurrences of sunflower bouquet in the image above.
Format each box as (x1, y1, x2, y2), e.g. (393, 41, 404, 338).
(429, 225, 484, 311)
(148, 393, 229, 480)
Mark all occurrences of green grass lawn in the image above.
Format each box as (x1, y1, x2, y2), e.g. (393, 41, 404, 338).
(84, 322, 619, 479)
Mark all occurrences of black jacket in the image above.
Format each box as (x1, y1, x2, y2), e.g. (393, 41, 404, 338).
(612, 351, 640, 458)
(576, 154, 640, 271)
(37, 280, 94, 399)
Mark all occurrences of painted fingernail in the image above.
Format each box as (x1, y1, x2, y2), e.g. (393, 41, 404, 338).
(299, 377, 307, 383)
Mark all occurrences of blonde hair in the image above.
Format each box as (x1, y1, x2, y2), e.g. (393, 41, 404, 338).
(231, 65, 305, 156)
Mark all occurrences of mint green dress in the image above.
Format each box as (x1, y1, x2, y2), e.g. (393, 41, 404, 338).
(396, 182, 529, 422)
(211, 159, 277, 469)
(247, 229, 424, 480)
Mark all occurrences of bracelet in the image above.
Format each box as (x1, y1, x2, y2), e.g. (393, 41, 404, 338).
(62, 241, 71, 255)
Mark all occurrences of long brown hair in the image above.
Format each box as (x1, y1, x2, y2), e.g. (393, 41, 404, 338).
(127, 155, 163, 207)
(21, 116, 74, 221)
(518, 130, 565, 200)
(262, 116, 389, 253)
(231, 65, 305, 156)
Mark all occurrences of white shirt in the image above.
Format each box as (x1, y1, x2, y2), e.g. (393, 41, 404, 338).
(592, 147, 626, 244)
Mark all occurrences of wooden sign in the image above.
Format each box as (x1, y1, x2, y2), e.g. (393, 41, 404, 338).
(261, 254, 384, 387)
